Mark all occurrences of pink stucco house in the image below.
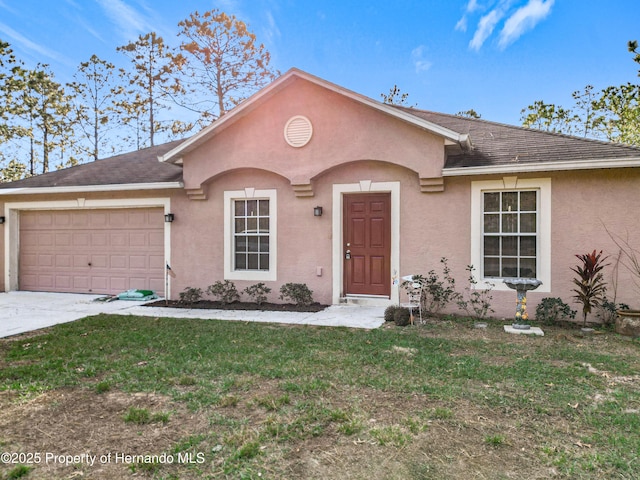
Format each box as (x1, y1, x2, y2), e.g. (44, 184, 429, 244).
(1, 68, 639, 320)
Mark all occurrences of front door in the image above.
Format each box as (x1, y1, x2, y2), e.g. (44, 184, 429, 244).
(343, 193, 391, 296)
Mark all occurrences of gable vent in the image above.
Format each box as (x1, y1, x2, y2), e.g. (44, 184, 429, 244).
(284, 115, 313, 148)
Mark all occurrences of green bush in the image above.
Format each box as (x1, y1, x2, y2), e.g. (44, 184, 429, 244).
(279, 283, 314, 306)
(244, 282, 272, 305)
(404, 258, 460, 316)
(206, 280, 240, 304)
(535, 297, 577, 325)
(456, 265, 495, 320)
(597, 297, 630, 326)
(393, 307, 411, 326)
(384, 305, 402, 322)
(179, 286, 203, 305)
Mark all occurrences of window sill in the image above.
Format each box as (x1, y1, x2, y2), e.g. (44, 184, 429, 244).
(225, 270, 276, 282)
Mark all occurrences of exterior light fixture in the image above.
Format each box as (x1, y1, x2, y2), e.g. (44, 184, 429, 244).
(164, 213, 175, 223)
(313, 206, 323, 217)
(0, 216, 5, 224)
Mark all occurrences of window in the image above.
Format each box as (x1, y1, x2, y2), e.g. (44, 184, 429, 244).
(224, 189, 277, 281)
(483, 190, 537, 278)
(233, 199, 270, 271)
(470, 178, 551, 292)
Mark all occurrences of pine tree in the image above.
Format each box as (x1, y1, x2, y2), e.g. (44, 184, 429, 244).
(173, 9, 278, 126)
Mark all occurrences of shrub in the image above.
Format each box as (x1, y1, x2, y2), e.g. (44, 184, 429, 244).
(535, 297, 577, 326)
(393, 307, 411, 326)
(597, 297, 630, 326)
(456, 265, 495, 320)
(244, 283, 272, 305)
(571, 250, 609, 327)
(207, 280, 240, 305)
(279, 283, 314, 306)
(405, 258, 460, 316)
(179, 286, 203, 305)
(384, 305, 402, 322)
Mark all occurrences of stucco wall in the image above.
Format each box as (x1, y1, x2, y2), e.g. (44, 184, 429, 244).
(453, 169, 640, 323)
(181, 77, 446, 191)
(548, 169, 640, 313)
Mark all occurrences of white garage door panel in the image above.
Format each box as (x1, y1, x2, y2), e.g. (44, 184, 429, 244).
(19, 208, 165, 296)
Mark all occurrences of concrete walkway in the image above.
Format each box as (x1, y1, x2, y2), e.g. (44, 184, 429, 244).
(0, 291, 385, 338)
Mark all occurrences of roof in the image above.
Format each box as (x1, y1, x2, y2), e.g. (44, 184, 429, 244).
(393, 107, 640, 173)
(1, 69, 639, 192)
(0, 140, 184, 191)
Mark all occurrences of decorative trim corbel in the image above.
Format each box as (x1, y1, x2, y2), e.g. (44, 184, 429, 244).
(186, 187, 207, 200)
(420, 176, 444, 193)
(292, 183, 314, 197)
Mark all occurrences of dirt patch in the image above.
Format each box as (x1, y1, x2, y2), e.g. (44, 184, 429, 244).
(0, 389, 207, 479)
(0, 381, 564, 480)
(144, 300, 328, 312)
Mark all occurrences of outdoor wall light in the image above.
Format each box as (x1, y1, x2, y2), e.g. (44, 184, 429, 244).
(164, 213, 175, 223)
(313, 206, 323, 217)
(0, 216, 5, 224)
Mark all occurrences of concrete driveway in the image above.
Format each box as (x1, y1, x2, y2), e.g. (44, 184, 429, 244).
(0, 291, 385, 338)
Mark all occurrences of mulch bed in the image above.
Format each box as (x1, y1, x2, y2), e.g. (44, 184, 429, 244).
(144, 300, 328, 313)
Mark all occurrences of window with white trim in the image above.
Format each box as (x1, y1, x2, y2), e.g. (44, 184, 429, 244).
(470, 178, 551, 292)
(224, 189, 277, 282)
(482, 190, 537, 278)
(233, 199, 270, 271)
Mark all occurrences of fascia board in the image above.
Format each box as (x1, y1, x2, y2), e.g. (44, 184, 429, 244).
(0, 182, 184, 196)
(442, 157, 640, 176)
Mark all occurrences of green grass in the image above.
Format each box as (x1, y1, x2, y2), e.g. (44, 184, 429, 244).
(123, 406, 170, 425)
(5, 465, 33, 479)
(1, 313, 639, 479)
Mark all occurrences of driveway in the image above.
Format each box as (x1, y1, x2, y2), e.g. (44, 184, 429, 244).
(0, 291, 385, 338)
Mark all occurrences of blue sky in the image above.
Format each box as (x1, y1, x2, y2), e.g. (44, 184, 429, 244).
(0, 0, 638, 126)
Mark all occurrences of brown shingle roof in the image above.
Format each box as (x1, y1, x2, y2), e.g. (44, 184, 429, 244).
(3, 101, 640, 192)
(0, 140, 184, 189)
(393, 107, 640, 169)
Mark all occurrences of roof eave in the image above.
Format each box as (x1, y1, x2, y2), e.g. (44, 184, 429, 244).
(442, 157, 640, 176)
(0, 181, 184, 196)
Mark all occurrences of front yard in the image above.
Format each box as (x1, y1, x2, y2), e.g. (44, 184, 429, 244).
(0, 314, 639, 479)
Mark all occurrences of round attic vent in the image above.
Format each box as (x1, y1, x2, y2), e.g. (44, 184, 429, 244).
(284, 115, 313, 147)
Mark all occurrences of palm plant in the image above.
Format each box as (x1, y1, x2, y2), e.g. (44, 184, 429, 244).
(571, 250, 609, 327)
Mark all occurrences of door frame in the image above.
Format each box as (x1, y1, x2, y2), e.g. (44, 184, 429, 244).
(332, 181, 400, 305)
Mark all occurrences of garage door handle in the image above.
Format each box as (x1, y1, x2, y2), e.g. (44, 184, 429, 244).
(88, 262, 92, 266)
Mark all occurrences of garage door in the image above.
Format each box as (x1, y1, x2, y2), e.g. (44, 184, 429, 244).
(19, 208, 165, 295)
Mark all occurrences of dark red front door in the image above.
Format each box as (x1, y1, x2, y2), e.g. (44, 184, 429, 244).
(343, 193, 391, 296)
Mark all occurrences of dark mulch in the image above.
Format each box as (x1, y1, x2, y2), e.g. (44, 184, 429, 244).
(144, 300, 328, 313)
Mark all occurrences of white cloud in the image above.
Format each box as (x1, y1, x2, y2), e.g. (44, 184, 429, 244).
(469, 7, 506, 51)
(460, 0, 554, 51)
(498, 0, 554, 49)
(0, 0, 19, 15)
(455, 16, 468, 32)
(96, 0, 155, 41)
(262, 10, 281, 44)
(0, 21, 74, 66)
(411, 45, 432, 73)
(456, 0, 485, 32)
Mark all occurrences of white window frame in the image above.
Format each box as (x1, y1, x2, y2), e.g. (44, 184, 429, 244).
(471, 178, 551, 292)
(224, 189, 277, 281)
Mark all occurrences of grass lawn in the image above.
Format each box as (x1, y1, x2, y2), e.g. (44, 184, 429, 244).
(0, 314, 639, 479)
